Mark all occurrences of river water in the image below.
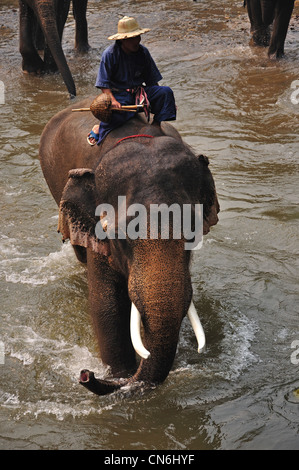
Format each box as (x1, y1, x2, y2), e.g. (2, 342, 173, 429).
(0, 0, 298, 450)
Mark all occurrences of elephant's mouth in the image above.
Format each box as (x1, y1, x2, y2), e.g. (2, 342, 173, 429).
(130, 300, 206, 359)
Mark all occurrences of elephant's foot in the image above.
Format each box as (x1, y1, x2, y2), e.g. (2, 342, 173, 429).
(268, 42, 285, 59)
(79, 369, 124, 396)
(268, 49, 284, 59)
(251, 27, 271, 47)
(43, 63, 59, 74)
(22, 56, 45, 75)
(43, 50, 59, 73)
(75, 42, 91, 53)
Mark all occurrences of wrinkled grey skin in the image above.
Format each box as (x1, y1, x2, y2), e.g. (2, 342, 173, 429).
(39, 98, 220, 396)
(244, 0, 295, 58)
(19, 0, 89, 96)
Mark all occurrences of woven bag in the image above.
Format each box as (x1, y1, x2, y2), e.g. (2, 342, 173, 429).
(90, 94, 112, 122)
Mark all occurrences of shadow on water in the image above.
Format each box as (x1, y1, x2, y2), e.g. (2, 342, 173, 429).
(0, 0, 299, 450)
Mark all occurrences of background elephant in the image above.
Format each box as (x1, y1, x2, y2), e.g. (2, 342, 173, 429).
(39, 99, 219, 396)
(244, 0, 295, 57)
(19, 0, 89, 96)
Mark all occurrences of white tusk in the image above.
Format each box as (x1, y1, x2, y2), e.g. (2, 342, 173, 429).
(130, 303, 151, 360)
(187, 301, 206, 353)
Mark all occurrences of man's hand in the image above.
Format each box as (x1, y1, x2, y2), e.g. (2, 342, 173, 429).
(101, 88, 121, 108)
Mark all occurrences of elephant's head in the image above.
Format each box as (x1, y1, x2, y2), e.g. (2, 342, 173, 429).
(57, 137, 219, 395)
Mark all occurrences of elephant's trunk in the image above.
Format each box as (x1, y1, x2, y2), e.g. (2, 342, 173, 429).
(79, 369, 122, 395)
(79, 299, 205, 395)
(127, 243, 192, 386)
(35, 0, 76, 97)
(79, 296, 183, 395)
(129, 300, 205, 386)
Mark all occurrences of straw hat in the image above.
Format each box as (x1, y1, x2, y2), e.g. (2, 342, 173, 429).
(108, 16, 150, 40)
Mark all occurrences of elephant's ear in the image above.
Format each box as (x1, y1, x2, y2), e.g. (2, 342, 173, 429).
(195, 154, 219, 233)
(58, 168, 110, 257)
(197, 154, 210, 166)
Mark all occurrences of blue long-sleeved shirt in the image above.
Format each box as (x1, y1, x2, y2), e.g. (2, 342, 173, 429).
(95, 42, 162, 90)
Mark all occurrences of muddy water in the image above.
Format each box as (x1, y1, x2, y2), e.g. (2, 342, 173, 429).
(0, 0, 299, 450)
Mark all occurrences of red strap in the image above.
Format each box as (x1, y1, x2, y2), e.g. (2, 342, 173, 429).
(114, 134, 154, 148)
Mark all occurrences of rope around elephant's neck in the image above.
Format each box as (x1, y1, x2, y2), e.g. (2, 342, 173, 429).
(113, 134, 154, 148)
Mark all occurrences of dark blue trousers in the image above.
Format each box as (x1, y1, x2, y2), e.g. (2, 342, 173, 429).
(97, 85, 176, 145)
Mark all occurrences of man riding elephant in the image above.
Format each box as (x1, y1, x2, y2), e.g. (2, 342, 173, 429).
(87, 16, 176, 145)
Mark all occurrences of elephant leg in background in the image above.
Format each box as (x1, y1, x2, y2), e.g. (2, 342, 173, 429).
(34, 22, 45, 50)
(86, 249, 137, 378)
(19, 0, 76, 96)
(19, 0, 45, 73)
(73, 0, 90, 52)
(246, 0, 272, 46)
(268, 0, 295, 58)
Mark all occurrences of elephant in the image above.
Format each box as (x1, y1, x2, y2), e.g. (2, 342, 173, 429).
(244, 0, 295, 58)
(19, 0, 89, 97)
(39, 98, 219, 396)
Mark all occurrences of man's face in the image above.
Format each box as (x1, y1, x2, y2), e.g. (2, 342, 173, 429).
(121, 35, 141, 54)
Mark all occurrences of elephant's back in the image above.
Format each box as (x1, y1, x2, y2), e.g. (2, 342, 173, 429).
(38, 96, 184, 205)
(39, 97, 97, 158)
(39, 97, 100, 204)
